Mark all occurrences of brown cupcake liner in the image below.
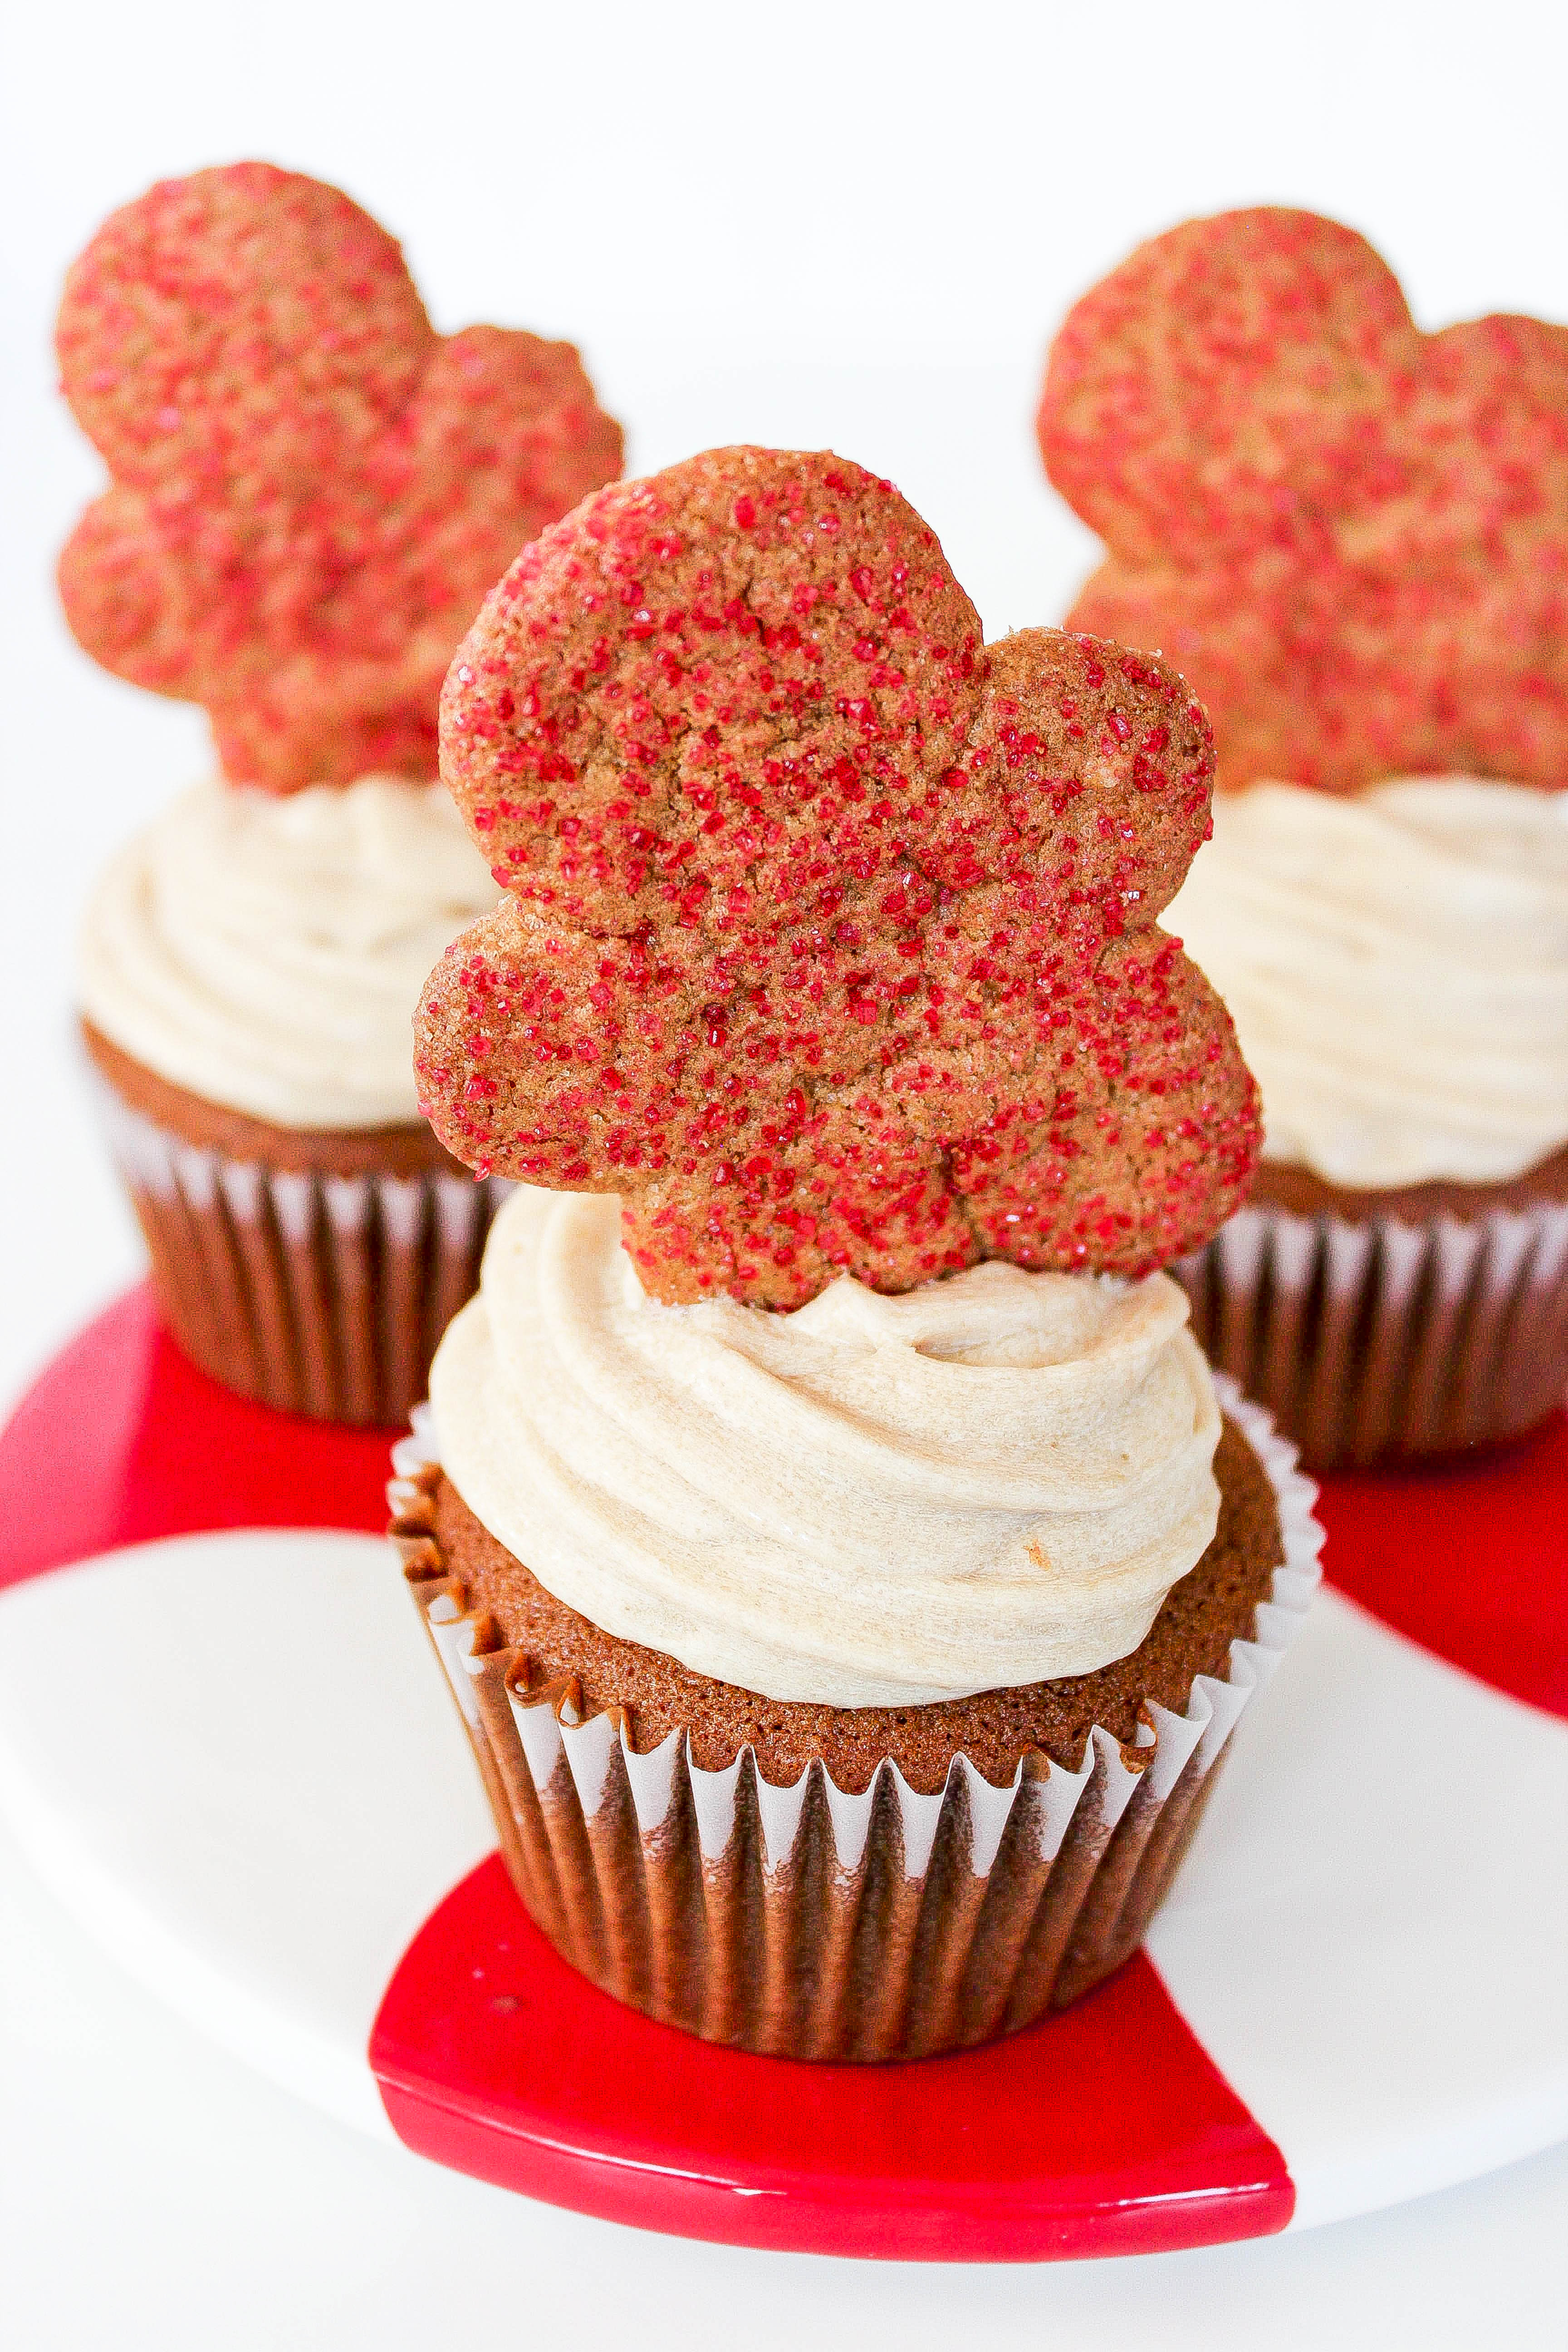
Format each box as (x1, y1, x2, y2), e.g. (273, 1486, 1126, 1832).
(1174, 1196, 1568, 1469)
(387, 1382, 1321, 2062)
(92, 1074, 509, 1425)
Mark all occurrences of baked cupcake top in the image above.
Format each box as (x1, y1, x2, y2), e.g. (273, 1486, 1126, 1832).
(1038, 206, 1568, 797)
(415, 445, 1260, 1307)
(58, 161, 623, 790)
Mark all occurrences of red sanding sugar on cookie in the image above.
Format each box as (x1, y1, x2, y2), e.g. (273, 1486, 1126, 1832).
(414, 447, 1260, 1308)
(1038, 207, 1568, 794)
(56, 162, 623, 790)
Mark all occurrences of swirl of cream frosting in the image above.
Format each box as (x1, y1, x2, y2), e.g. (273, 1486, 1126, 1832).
(430, 1186, 1224, 1708)
(78, 777, 498, 1129)
(1161, 778, 1568, 1188)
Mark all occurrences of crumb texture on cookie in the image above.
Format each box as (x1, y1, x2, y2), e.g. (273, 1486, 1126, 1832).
(1039, 206, 1568, 794)
(57, 161, 623, 789)
(415, 446, 1260, 1306)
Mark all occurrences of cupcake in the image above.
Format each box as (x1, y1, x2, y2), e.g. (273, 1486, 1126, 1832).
(1038, 206, 1568, 1465)
(390, 447, 1321, 2061)
(58, 162, 623, 1422)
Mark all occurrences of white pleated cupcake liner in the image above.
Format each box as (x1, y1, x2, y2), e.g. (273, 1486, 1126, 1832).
(1175, 1196, 1568, 1467)
(92, 1074, 508, 1425)
(387, 1380, 1322, 2060)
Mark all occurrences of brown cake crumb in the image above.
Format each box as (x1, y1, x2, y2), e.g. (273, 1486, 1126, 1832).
(432, 1416, 1282, 1795)
(81, 1018, 468, 1176)
(1250, 1141, 1568, 1225)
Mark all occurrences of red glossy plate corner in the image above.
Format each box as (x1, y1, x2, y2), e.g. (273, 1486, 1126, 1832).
(370, 1857, 1290, 2261)
(3, 1284, 1566, 2261)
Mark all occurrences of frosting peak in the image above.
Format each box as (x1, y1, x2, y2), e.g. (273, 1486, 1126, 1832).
(429, 1187, 1224, 1707)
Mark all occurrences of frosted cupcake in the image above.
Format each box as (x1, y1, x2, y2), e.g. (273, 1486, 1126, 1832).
(59, 162, 622, 1421)
(79, 779, 503, 1423)
(389, 448, 1320, 2059)
(1163, 782, 1568, 1465)
(1038, 207, 1568, 1463)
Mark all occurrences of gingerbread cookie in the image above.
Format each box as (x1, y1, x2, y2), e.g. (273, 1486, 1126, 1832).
(414, 448, 1259, 1308)
(57, 162, 623, 790)
(1038, 207, 1568, 793)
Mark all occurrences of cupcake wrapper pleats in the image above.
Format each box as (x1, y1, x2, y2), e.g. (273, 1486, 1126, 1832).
(93, 1078, 508, 1426)
(387, 1383, 1322, 2062)
(1176, 1198, 1568, 1468)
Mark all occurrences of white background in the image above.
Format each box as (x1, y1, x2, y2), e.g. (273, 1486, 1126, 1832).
(6, 0, 1568, 1415)
(2, 1, 1567, 2338)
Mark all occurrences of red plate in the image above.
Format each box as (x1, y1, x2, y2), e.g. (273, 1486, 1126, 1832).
(2, 1285, 1565, 2261)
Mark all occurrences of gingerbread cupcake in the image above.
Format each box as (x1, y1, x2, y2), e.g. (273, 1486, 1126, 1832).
(1039, 208, 1568, 1466)
(388, 446, 1322, 2061)
(61, 162, 623, 1423)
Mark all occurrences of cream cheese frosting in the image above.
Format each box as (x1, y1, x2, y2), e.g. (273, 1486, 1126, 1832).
(78, 776, 499, 1129)
(1161, 778, 1568, 1188)
(430, 1185, 1224, 1708)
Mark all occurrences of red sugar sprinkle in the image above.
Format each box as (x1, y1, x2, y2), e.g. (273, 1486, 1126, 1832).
(56, 162, 624, 791)
(1039, 204, 1568, 794)
(414, 446, 1259, 1308)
